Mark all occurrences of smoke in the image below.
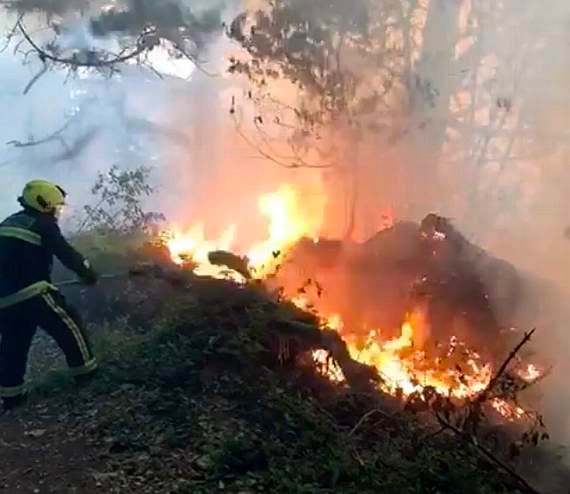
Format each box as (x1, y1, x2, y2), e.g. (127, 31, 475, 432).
(1, 0, 570, 476)
(0, 1, 234, 221)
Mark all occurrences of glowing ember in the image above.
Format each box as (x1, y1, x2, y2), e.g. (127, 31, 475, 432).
(491, 398, 526, 420)
(518, 364, 542, 383)
(312, 350, 345, 383)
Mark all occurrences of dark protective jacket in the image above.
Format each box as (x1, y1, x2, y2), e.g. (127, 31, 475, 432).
(0, 209, 96, 307)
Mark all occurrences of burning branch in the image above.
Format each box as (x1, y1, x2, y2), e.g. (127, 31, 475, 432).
(208, 251, 252, 281)
(274, 320, 380, 391)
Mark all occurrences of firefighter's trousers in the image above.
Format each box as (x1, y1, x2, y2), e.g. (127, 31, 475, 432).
(0, 292, 97, 398)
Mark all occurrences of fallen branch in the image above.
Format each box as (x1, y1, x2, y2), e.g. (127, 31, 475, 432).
(274, 320, 380, 390)
(208, 250, 252, 280)
(436, 413, 543, 494)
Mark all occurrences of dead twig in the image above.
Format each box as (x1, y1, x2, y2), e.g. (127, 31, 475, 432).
(476, 328, 536, 404)
(23, 64, 48, 94)
(419, 426, 447, 442)
(7, 117, 73, 149)
(0, 13, 22, 54)
(348, 408, 392, 437)
(232, 115, 334, 170)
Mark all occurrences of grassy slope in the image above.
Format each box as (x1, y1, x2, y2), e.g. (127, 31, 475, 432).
(17, 276, 523, 494)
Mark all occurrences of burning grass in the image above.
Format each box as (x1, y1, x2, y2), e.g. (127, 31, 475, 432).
(156, 185, 546, 427)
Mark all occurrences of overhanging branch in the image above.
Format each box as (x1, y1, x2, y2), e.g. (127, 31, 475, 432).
(17, 18, 157, 69)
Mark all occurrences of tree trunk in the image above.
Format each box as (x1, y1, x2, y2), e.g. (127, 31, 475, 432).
(405, 0, 462, 218)
(343, 130, 361, 241)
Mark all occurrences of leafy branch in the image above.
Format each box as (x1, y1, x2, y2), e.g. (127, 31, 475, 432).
(77, 165, 164, 234)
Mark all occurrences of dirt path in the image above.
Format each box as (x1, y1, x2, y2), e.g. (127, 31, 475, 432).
(0, 404, 106, 494)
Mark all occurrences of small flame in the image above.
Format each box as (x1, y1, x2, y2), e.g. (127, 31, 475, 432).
(491, 398, 526, 420)
(312, 350, 345, 383)
(325, 314, 344, 332)
(518, 364, 542, 383)
(165, 224, 238, 279)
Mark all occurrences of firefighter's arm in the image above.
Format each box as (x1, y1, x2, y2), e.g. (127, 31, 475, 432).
(42, 221, 98, 285)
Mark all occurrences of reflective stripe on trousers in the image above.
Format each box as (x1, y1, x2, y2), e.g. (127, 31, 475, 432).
(41, 293, 92, 363)
(0, 281, 57, 310)
(0, 384, 26, 398)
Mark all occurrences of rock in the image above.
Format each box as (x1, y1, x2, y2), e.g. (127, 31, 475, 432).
(26, 429, 47, 438)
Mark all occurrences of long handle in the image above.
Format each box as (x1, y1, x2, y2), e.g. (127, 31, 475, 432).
(55, 273, 125, 288)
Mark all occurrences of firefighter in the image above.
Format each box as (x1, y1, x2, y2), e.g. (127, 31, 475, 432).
(0, 180, 98, 411)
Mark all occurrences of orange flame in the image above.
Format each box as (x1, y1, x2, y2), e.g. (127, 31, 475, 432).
(313, 309, 493, 400)
(163, 184, 542, 421)
(164, 184, 324, 279)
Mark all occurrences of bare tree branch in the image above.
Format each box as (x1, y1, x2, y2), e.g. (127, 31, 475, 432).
(0, 13, 22, 54)
(173, 42, 219, 78)
(17, 18, 157, 69)
(348, 408, 392, 437)
(232, 115, 335, 170)
(6, 117, 74, 149)
(51, 127, 100, 162)
(23, 64, 47, 94)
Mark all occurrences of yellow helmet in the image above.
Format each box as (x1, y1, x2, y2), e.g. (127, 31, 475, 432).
(19, 180, 67, 214)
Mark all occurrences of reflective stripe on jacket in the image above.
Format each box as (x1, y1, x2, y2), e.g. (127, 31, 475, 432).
(0, 209, 95, 304)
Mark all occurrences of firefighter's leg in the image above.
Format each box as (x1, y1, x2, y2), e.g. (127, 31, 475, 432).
(38, 292, 98, 379)
(0, 306, 36, 406)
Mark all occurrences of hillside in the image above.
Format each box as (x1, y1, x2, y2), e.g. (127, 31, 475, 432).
(0, 268, 558, 494)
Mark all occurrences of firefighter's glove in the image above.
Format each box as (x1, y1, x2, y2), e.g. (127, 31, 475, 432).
(81, 273, 98, 286)
(81, 260, 99, 286)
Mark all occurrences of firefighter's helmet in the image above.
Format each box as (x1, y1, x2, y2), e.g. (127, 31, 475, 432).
(19, 180, 67, 214)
